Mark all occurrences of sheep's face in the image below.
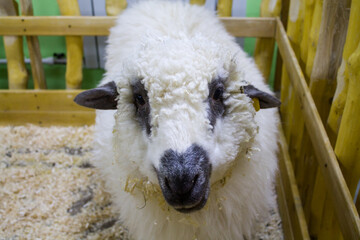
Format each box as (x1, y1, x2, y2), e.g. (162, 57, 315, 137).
(74, 36, 280, 213)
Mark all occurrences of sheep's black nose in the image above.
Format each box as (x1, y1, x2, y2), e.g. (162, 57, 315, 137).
(155, 144, 212, 213)
(164, 173, 199, 196)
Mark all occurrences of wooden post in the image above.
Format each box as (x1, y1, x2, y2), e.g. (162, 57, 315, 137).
(217, 0, 232, 17)
(0, 0, 28, 89)
(20, 0, 46, 89)
(281, 1, 319, 237)
(254, 0, 281, 82)
(335, 29, 360, 199)
(327, 0, 360, 140)
(308, 1, 350, 239)
(280, 0, 305, 143)
(105, 0, 127, 16)
(190, 0, 206, 5)
(304, 0, 322, 80)
(57, 0, 83, 89)
(273, 0, 289, 92)
(299, 0, 315, 66)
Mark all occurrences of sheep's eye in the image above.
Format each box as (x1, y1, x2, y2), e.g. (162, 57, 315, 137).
(131, 81, 151, 135)
(135, 94, 146, 106)
(212, 87, 223, 101)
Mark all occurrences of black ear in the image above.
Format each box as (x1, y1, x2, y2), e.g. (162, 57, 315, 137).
(74, 81, 118, 109)
(242, 85, 281, 109)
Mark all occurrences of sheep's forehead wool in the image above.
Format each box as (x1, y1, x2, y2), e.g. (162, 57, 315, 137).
(135, 34, 231, 102)
(113, 34, 236, 156)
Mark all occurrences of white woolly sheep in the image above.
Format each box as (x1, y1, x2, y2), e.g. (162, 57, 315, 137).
(75, 1, 280, 239)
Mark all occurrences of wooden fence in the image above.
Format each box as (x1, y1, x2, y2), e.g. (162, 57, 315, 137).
(253, 0, 360, 239)
(1, 0, 360, 239)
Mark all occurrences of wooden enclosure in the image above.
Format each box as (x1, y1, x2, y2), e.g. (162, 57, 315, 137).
(1, 2, 360, 240)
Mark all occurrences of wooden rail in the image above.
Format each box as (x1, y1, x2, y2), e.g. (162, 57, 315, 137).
(0, 16, 276, 38)
(0, 90, 94, 126)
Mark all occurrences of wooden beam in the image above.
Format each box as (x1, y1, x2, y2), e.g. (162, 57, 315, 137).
(221, 17, 276, 37)
(276, 124, 310, 240)
(0, 16, 276, 38)
(0, 111, 95, 126)
(0, 90, 94, 126)
(275, 17, 360, 240)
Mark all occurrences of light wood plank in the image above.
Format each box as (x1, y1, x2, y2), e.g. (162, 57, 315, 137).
(0, 90, 93, 112)
(0, 16, 276, 38)
(0, 111, 95, 126)
(221, 17, 276, 37)
(276, 124, 310, 240)
(0, 90, 95, 126)
(276, 17, 360, 240)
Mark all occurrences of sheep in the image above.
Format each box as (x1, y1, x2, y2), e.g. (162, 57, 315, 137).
(74, 1, 281, 239)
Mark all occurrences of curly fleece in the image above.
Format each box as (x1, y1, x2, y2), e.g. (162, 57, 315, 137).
(93, 1, 279, 239)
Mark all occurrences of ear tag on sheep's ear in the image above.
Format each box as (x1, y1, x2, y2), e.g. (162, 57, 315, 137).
(252, 98, 260, 111)
(74, 81, 119, 110)
(239, 83, 281, 110)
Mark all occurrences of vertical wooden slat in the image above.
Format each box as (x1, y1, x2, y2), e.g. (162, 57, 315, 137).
(287, 1, 321, 237)
(299, 0, 314, 66)
(280, 0, 305, 143)
(57, 0, 83, 89)
(335, 20, 360, 198)
(0, 0, 28, 89)
(308, 0, 347, 116)
(105, 0, 127, 16)
(254, 0, 281, 82)
(327, 0, 360, 140)
(217, 0, 232, 17)
(20, 0, 46, 89)
(308, 1, 350, 238)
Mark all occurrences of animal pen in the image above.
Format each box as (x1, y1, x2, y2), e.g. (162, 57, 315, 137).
(0, 0, 360, 239)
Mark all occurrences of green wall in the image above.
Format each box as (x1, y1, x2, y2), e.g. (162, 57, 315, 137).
(244, 0, 262, 56)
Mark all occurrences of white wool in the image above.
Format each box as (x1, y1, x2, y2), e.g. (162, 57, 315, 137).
(94, 1, 279, 239)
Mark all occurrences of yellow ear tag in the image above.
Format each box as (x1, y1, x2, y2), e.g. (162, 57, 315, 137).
(253, 98, 260, 111)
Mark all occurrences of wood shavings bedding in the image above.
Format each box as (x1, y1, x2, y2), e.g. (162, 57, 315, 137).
(0, 125, 283, 239)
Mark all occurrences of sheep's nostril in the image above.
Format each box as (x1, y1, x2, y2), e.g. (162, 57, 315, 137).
(191, 174, 199, 188)
(164, 177, 172, 192)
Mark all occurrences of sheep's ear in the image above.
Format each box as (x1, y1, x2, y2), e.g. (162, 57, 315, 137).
(74, 81, 118, 109)
(242, 85, 281, 109)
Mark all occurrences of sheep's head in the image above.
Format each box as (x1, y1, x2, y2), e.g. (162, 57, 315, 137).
(74, 37, 280, 213)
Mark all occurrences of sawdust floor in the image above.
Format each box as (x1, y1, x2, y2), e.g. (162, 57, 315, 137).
(0, 125, 283, 240)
